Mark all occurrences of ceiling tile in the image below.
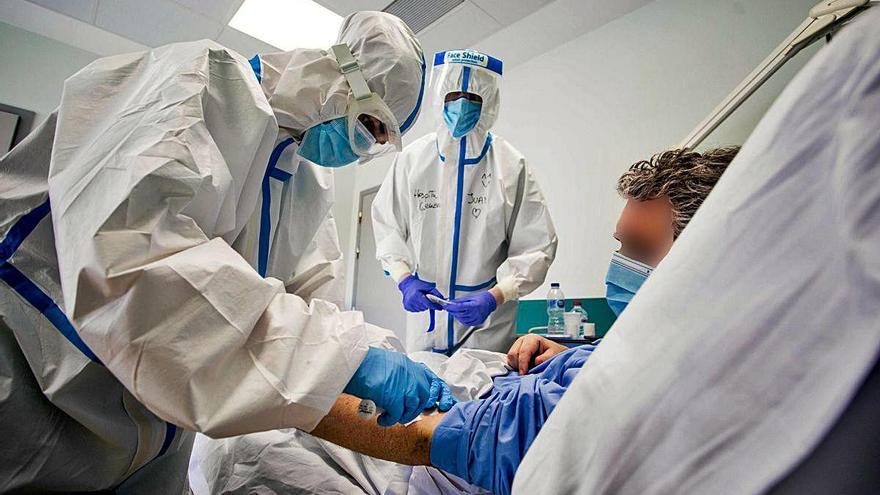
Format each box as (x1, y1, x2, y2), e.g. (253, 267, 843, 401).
(416, 1, 502, 59)
(26, 0, 97, 23)
(95, 0, 222, 47)
(216, 25, 281, 57)
(475, 0, 653, 71)
(5, 0, 148, 56)
(470, 0, 552, 25)
(172, 0, 243, 23)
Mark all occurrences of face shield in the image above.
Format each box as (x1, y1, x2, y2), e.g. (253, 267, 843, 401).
(430, 50, 503, 135)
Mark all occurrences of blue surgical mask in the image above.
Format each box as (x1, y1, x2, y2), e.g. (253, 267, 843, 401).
(298, 117, 375, 168)
(443, 97, 482, 138)
(604, 252, 653, 316)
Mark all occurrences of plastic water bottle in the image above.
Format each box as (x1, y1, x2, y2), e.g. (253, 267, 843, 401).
(572, 301, 589, 337)
(547, 283, 565, 335)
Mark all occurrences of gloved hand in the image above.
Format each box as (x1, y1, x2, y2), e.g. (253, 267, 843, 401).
(398, 274, 445, 312)
(344, 347, 457, 426)
(446, 291, 498, 326)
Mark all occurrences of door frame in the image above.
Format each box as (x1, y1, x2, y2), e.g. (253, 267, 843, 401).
(348, 185, 381, 311)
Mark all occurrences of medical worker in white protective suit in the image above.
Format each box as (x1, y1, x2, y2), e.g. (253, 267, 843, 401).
(514, 8, 880, 494)
(0, 11, 457, 493)
(373, 50, 558, 354)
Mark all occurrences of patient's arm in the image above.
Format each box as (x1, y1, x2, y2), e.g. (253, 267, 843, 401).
(309, 393, 445, 466)
(312, 346, 595, 495)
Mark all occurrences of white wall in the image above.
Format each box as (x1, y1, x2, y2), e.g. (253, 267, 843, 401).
(0, 21, 98, 124)
(345, 0, 821, 304)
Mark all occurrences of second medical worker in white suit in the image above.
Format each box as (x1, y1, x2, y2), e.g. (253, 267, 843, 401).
(373, 50, 558, 353)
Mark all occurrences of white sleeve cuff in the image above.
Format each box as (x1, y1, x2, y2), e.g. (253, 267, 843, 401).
(495, 277, 519, 303)
(387, 261, 412, 283)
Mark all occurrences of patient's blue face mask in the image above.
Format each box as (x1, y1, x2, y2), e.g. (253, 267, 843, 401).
(298, 117, 376, 168)
(443, 97, 482, 138)
(604, 252, 654, 316)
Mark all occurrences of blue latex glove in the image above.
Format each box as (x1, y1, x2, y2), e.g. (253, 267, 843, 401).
(430, 345, 596, 495)
(344, 347, 457, 426)
(445, 291, 498, 326)
(398, 274, 444, 312)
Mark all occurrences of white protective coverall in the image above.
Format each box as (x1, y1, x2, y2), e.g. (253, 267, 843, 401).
(514, 9, 880, 495)
(372, 50, 557, 354)
(0, 11, 424, 493)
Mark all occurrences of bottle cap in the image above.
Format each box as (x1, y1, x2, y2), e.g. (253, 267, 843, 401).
(573, 301, 582, 306)
(550, 282, 560, 288)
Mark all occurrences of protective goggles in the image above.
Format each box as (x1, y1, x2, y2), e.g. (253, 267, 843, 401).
(330, 43, 402, 160)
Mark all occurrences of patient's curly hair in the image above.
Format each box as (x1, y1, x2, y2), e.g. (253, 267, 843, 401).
(617, 146, 739, 237)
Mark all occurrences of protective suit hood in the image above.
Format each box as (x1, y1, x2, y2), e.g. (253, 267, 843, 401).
(430, 49, 502, 152)
(259, 11, 425, 137)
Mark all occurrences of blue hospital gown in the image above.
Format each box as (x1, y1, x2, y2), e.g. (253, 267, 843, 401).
(430, 345, 596, 495)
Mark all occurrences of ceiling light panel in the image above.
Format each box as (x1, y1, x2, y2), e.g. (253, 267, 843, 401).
(229, 0, 342, 50)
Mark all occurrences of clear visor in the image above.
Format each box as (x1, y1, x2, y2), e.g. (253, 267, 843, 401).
(347, 94, 402, 159)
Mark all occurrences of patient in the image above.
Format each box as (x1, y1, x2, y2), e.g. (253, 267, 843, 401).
(508, 146, 739, 374)
(307, 146, 740, 495)
(190, 147, 738, 495)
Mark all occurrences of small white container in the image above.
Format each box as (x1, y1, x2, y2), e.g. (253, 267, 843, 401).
(581, 322, 596, 338)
